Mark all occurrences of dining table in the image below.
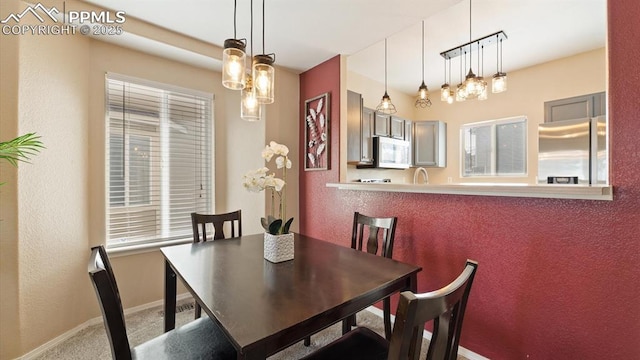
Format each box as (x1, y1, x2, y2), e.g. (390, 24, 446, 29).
(161, 233, 421, 360)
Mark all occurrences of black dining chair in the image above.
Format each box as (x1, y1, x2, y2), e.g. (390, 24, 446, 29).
(87, 245, 237, 360)
(191, 210, 242, 319)
(301, 260, 478, 360)
(304, 212, 398, 346)
(191, 210, 242, 243)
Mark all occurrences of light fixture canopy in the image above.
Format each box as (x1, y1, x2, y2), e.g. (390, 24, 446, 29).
(376, 38, 397, 114)
(222, 0, 246, 90)
(415, 20, 432, 108)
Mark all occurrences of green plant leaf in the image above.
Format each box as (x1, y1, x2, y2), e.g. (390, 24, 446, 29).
(268, 219, 283, 235)
(0, 133, 44, 167)
(260, 217, 269, 231)
(283, 217, 294, 234)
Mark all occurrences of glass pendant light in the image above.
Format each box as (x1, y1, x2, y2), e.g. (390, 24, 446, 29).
(240, 0, 262, 121)
(253, 0, 275, 104)
(241, 74, 262, 121)
(222, 0, 246, 90)
(477, 43, 488, 100)
(456, 52, 467, 102)
(441, 58, 451, 102)
(376, 38, 397, 114)
(462, 0, 483, 99)
(492, 36, 507, 93)
(415, 21, 432, 108)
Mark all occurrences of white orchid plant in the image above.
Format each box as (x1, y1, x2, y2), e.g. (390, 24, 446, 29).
(242, 141, 294, 235)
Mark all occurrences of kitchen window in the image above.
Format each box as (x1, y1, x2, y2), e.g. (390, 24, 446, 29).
(105, 73, 213, 249)
(461, 116, 527, 177)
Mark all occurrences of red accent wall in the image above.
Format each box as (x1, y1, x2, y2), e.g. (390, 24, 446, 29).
(299, 2, 640, 358)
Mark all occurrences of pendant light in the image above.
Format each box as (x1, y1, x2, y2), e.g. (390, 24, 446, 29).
(376, 38, 397, 114)
(253, 0, 275, 104)
(241, 0, 261, 121)
(440, 57, 451, 102)
(478, 44, 488, 100)
(492, 35, 507, 93)
(462, 0, 485, 99)
(222, 0, 246, 90)
(415, 20, 432, 108)
(241, 74, 261, 121)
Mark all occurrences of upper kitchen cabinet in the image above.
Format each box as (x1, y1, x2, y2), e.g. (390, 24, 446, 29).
(347, 90, 374, 165)
(413, 121, 446, 167)
(390, 116, 406, 140)
(544, 91, 606, 122)
(374, 112, 390, 137)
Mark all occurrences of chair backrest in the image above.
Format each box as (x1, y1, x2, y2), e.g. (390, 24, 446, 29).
(191, 210, 242, 243)
(88, 246, 132, 360)
(388, 260, 478, 360)
(351, 212, 398, 258)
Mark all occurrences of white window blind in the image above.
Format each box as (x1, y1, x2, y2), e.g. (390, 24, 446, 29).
(106, 74, 213, 248)
(462, 116, 527, 177)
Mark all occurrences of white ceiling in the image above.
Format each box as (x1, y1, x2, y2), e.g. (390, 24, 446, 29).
(82, 0, 606, 96)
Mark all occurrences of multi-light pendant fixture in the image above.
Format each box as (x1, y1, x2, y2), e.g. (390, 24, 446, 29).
(222, 0, 276, 121)
(439, 0, 507, 104)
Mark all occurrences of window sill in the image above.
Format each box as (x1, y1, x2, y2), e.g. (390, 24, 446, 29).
(326, 182, 613, 201)
(106, 238, 192, 258)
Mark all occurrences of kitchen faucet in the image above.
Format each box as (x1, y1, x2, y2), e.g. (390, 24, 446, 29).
(413, 167, 429, 184)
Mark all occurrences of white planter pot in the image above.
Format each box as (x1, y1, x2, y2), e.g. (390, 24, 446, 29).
(263, 232, 294, 263)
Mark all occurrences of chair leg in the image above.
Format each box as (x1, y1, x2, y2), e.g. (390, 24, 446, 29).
(194, 303, 202, 319)
(304, 336, 311, 346)
(383, 297, 392, 340)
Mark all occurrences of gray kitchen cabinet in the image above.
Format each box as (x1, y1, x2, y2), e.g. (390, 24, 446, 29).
(347, 90, 374, 164)
(544, 91, 606, 122)
(413, 120, 446, 167)
(374, 112, 390, 137)
(390, 116, 405, 139)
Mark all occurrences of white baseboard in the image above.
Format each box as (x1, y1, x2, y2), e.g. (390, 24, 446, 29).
(17, 293, 193, 360)
(365, 306, 490, 360)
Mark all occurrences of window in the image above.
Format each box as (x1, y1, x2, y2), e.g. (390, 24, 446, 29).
(106, 74, 213, 248)
(461, 116, 527, 177)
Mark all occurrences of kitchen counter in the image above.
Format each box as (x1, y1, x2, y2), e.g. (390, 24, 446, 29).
(326, 182, 613, 201)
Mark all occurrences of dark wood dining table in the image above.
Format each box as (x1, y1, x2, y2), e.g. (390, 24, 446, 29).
(161, 233, 421, 360)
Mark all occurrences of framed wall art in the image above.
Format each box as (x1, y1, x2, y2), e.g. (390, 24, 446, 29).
(304, 92, 330, 171)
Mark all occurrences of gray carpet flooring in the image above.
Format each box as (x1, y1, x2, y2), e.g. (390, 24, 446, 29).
(32, 299, 464, 359)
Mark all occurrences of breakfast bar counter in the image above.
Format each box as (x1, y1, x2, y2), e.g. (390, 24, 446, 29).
(326, 182, 613, 201)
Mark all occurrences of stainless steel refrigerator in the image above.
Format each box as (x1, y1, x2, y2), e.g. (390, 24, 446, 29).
(537, 116, 608, 185)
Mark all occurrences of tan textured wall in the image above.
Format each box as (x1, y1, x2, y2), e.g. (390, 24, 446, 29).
(346, 47, 606, 184)
(13, 12, 92, 356)
(0, 0, 21, 358)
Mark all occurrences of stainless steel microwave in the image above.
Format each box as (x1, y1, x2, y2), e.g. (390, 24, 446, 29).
(371, 136, 412, 169)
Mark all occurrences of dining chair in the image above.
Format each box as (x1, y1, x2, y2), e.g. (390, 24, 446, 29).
(191, 210, 242, 319)
(304, 212, 398, 346)
(191, 210, 242, 243)
(87, 246, 237, 360)
(301, 260, 478, 360)
(350, 212, 398, 338)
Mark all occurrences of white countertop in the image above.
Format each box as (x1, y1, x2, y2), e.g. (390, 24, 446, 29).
(326, 182, 613, 201)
